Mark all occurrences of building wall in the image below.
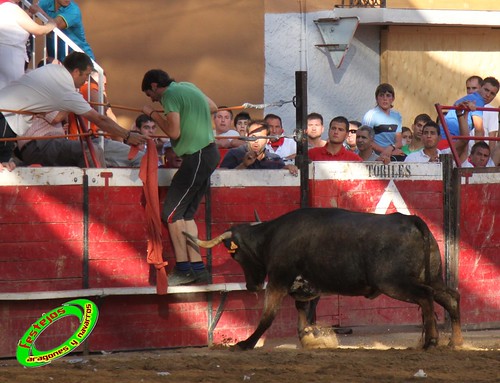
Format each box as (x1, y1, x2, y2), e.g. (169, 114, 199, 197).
(382, 26, 500, 127)
(77, 1, 500, 132)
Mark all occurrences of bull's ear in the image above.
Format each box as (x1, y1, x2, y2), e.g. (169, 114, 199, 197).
(254, 210, 261, 222)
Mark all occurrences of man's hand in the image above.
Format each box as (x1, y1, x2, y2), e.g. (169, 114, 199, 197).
(375, 154, 391, 165)
(241, 150, 258, 168)
(284, 164, 299, 176)
(126, 131, 148, 146)
(0, 161, 16, 172)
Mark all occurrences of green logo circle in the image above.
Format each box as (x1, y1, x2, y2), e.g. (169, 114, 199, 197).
(16, 299, 99, 367)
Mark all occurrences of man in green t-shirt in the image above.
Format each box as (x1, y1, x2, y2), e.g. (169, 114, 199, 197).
(142, 69, 220, 286)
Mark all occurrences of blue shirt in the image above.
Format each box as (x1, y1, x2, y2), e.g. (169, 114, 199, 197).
(220, 146, 285, 169)
(441, 92, 484, 137)
(39, 0, 95, 60)
(362, 106, 402, 149)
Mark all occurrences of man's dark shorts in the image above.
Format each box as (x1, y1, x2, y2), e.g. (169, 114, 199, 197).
(162, 143, 220, 223)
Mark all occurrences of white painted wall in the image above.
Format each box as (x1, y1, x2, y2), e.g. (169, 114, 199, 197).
(264, 11, 380, 137)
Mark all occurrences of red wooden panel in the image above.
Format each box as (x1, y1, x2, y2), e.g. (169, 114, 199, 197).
(0, 241, 82, 261)
(0, 186, 83, 205)
(88, 259, 151, 287)
(0, 279, 82, 294)
(0, 223, 83, 243)
(2, 256, 82, 281)
(88, 222, 148, 242)
(0, 202, 83, 224)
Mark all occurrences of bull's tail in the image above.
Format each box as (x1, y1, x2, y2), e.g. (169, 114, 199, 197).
(412, 216, 432, 285)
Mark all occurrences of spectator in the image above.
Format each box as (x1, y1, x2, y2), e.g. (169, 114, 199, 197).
(344, 120, 360, 152)
(308, 116, 362, 162)
(0, 0, 56, 90)
(355, 125, 383, 162)
(141, 68, 220, 286)
(406, 104, 471, 164)
(220, 120, 298, 175)
(306, 112, 327, 148)
(17, 110, 105, 167)
(134, 114, 168, 165)
(402, 113, 432, 155)
(264, 113, 296, 164)
(213, 108, 244, 148)
(362, 83, 404, 160)
(465, 75, 482, 94)
(401, 126, 413, 146)
(0, 52, 146, 164)
(234, 111, 251, 137)
(0, 0, 56, 161)
(441, 76, 499, 141)
(404, 122, 443, 163)
(163, 141, 183, 169)
(464, 76, 499, 153)
(462, 141, 494, 168)
(39, 0, 95, 61)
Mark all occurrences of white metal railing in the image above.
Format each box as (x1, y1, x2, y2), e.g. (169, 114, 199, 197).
(20, 0, 104, 117)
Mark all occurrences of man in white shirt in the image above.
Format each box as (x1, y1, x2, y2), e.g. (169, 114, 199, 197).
(462, 141, 494, 168)
(0, 52, 146, 164)
(406, 101, 476, 166)
(465, 75, 499, 153)
(213, 108, 245, 149)
(264, 113, 296, 164)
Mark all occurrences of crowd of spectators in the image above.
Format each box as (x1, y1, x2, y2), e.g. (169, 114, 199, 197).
(0, 2, 499, 172)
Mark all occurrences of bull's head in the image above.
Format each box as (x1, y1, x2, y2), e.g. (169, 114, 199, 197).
(183, 227, 267, 292)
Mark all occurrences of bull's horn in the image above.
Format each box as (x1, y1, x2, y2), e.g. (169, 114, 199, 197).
(254, 210, 261, 222)
(183, 231, 232, 248)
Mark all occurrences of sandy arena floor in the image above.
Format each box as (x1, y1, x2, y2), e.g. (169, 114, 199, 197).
(1, 326, 499, 383)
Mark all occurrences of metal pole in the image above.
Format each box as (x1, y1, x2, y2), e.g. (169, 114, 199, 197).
(441, 153, 460, 291)
(295, 71, 309, 208)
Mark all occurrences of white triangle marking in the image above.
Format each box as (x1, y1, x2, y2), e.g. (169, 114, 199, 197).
(374, 180, 411, 215)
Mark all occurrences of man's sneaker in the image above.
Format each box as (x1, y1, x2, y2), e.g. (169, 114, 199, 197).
(168, 269, 196, 286)
(193, 269, 210, 284)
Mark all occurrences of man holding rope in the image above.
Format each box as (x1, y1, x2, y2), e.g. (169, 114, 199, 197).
(0, 52, 146, 166)
(141, 69, 219, 286)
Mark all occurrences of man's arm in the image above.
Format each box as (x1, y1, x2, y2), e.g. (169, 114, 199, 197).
(18, 4, 56, 35)
(455, 101, 476, 162)
(80, 109, 146, 146)
(471, 114, 484, 137)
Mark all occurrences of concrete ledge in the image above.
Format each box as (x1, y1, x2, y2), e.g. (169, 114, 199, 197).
(0, 283, 248, 301)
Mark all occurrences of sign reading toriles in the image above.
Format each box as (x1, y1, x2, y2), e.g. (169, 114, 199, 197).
(16, 299, 99, 367)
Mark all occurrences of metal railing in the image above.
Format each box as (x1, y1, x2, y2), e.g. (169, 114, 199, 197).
(20, 0, 105, 116)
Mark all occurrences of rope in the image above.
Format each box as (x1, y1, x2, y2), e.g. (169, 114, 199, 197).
(89, 98, 295, 114)
(0, 108, 36, 115)
(147, 134, 297, 142)
(0, 132, 92, 142)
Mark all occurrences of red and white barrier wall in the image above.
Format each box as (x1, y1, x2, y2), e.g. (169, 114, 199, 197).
(0, 162, 498, 357)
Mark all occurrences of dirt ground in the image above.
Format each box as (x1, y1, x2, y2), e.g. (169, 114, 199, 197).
(1, 327, 499, 383)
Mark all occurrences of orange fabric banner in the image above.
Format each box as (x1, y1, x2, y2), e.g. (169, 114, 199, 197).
(139, 140, 168, 294)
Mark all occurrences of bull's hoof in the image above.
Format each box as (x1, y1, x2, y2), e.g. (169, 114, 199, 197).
(333, 327, 353, 335)
(423, 338, 439, 350)
(230, 341, 253, 352)
(299, 325, 338, 349)
(448, 337, 464, 348)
